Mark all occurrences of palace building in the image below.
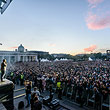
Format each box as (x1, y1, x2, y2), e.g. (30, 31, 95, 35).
(0, 44, 48, 63)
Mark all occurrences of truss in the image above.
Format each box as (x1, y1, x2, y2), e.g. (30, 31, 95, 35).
(0, 0, 12, 14)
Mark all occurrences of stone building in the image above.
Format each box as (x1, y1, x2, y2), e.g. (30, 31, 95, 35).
(0, 44, 38, 63)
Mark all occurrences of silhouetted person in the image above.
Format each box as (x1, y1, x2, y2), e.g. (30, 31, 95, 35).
(94, 87, 101, 110)
(20, 73, 24, 85)
(25, 81, 31, 108)
(33, 96, 42, 110)
(1, 59, 7, 82)
(31, 93, 36, 110)
(18, 101, 24, 110)
(57, 80, 62, 100)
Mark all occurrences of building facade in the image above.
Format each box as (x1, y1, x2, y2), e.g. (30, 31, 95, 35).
(0, 44, 38, 63)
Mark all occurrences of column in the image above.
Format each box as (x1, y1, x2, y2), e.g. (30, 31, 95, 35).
(18, 56, 20, 62)
(23, 56, 24, 62)
(31, 56, 33, 61)
(26, 56, 28, 62)
(27, 56, 29, 62)
(27, 56, 30, 62)
(24, 56, 26, 62)
(31, 56, 32, 61)
(9, 56, 10, 63)
(32, 56, 34, 61)
(15, 56, 17, 62)
(28, 56, 30, 61)
(16, 56, 19, 62)
(36, 55, 38, 61)
(29, 56, 31, 61)
(29, 56, 31, 62)
(14, 56, 16, 63)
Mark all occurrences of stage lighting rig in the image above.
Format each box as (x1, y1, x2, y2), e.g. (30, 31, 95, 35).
(0, 0, 13, 14)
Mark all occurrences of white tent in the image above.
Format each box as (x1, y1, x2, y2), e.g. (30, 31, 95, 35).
(88, 57, 93, 61)
(41, 59, 50, 62)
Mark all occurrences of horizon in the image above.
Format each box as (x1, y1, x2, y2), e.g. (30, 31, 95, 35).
(0, 44, 107, 56)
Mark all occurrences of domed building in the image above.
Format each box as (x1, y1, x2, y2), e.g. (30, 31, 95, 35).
(18, 44, 25, 52)
(0, 44, 49, 63)
(0, 44, 48, 63)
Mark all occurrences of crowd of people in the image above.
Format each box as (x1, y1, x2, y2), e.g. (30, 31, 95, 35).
(7, 60, 110, 110)
(18, 85, 42, 110)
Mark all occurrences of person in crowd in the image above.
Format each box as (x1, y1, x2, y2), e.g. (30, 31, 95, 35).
(77, 83, 84, 107)
(32, 87, 40, 100)
(10, 72, 14, 80)
(18, 101, 24, 110)
(57, 80, 62, 100)
(33, 96, 42, 110)
(94, 87, 101, 110)
(49, 83, 54, 101)
(31, 93, 36, 110)
(6, 60, 110, 110)
(39, 78, 43, 93)
(20, 72, 24, 85)
(25, 81, 31, 108)
(15, 72, 20, 85)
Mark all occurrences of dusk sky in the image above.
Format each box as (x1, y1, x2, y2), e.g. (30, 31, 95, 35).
(0, 0, 110, 55)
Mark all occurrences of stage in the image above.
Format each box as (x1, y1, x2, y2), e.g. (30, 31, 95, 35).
(0, 79, 14, 110)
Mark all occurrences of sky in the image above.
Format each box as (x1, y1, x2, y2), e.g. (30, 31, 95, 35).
(0, 0, 110, 55)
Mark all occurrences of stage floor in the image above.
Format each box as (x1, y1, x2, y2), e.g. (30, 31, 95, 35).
(0, 79, 13, 87)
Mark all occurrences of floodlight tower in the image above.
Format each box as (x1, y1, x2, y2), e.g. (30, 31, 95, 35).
(0, 0, 13, 14)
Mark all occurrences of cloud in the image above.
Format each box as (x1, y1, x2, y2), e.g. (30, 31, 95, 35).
(86, 0, 110, 30)
(88, 0, 103, 5)
(9, 46, 18, 49)
(86, 13, 110, 30)
(48, 43, 56, 47)
(84, 45, 97, 52)
(88, 0, 104, 8)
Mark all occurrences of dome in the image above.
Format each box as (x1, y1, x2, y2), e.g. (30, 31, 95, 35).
(18, 44, 24, 52)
